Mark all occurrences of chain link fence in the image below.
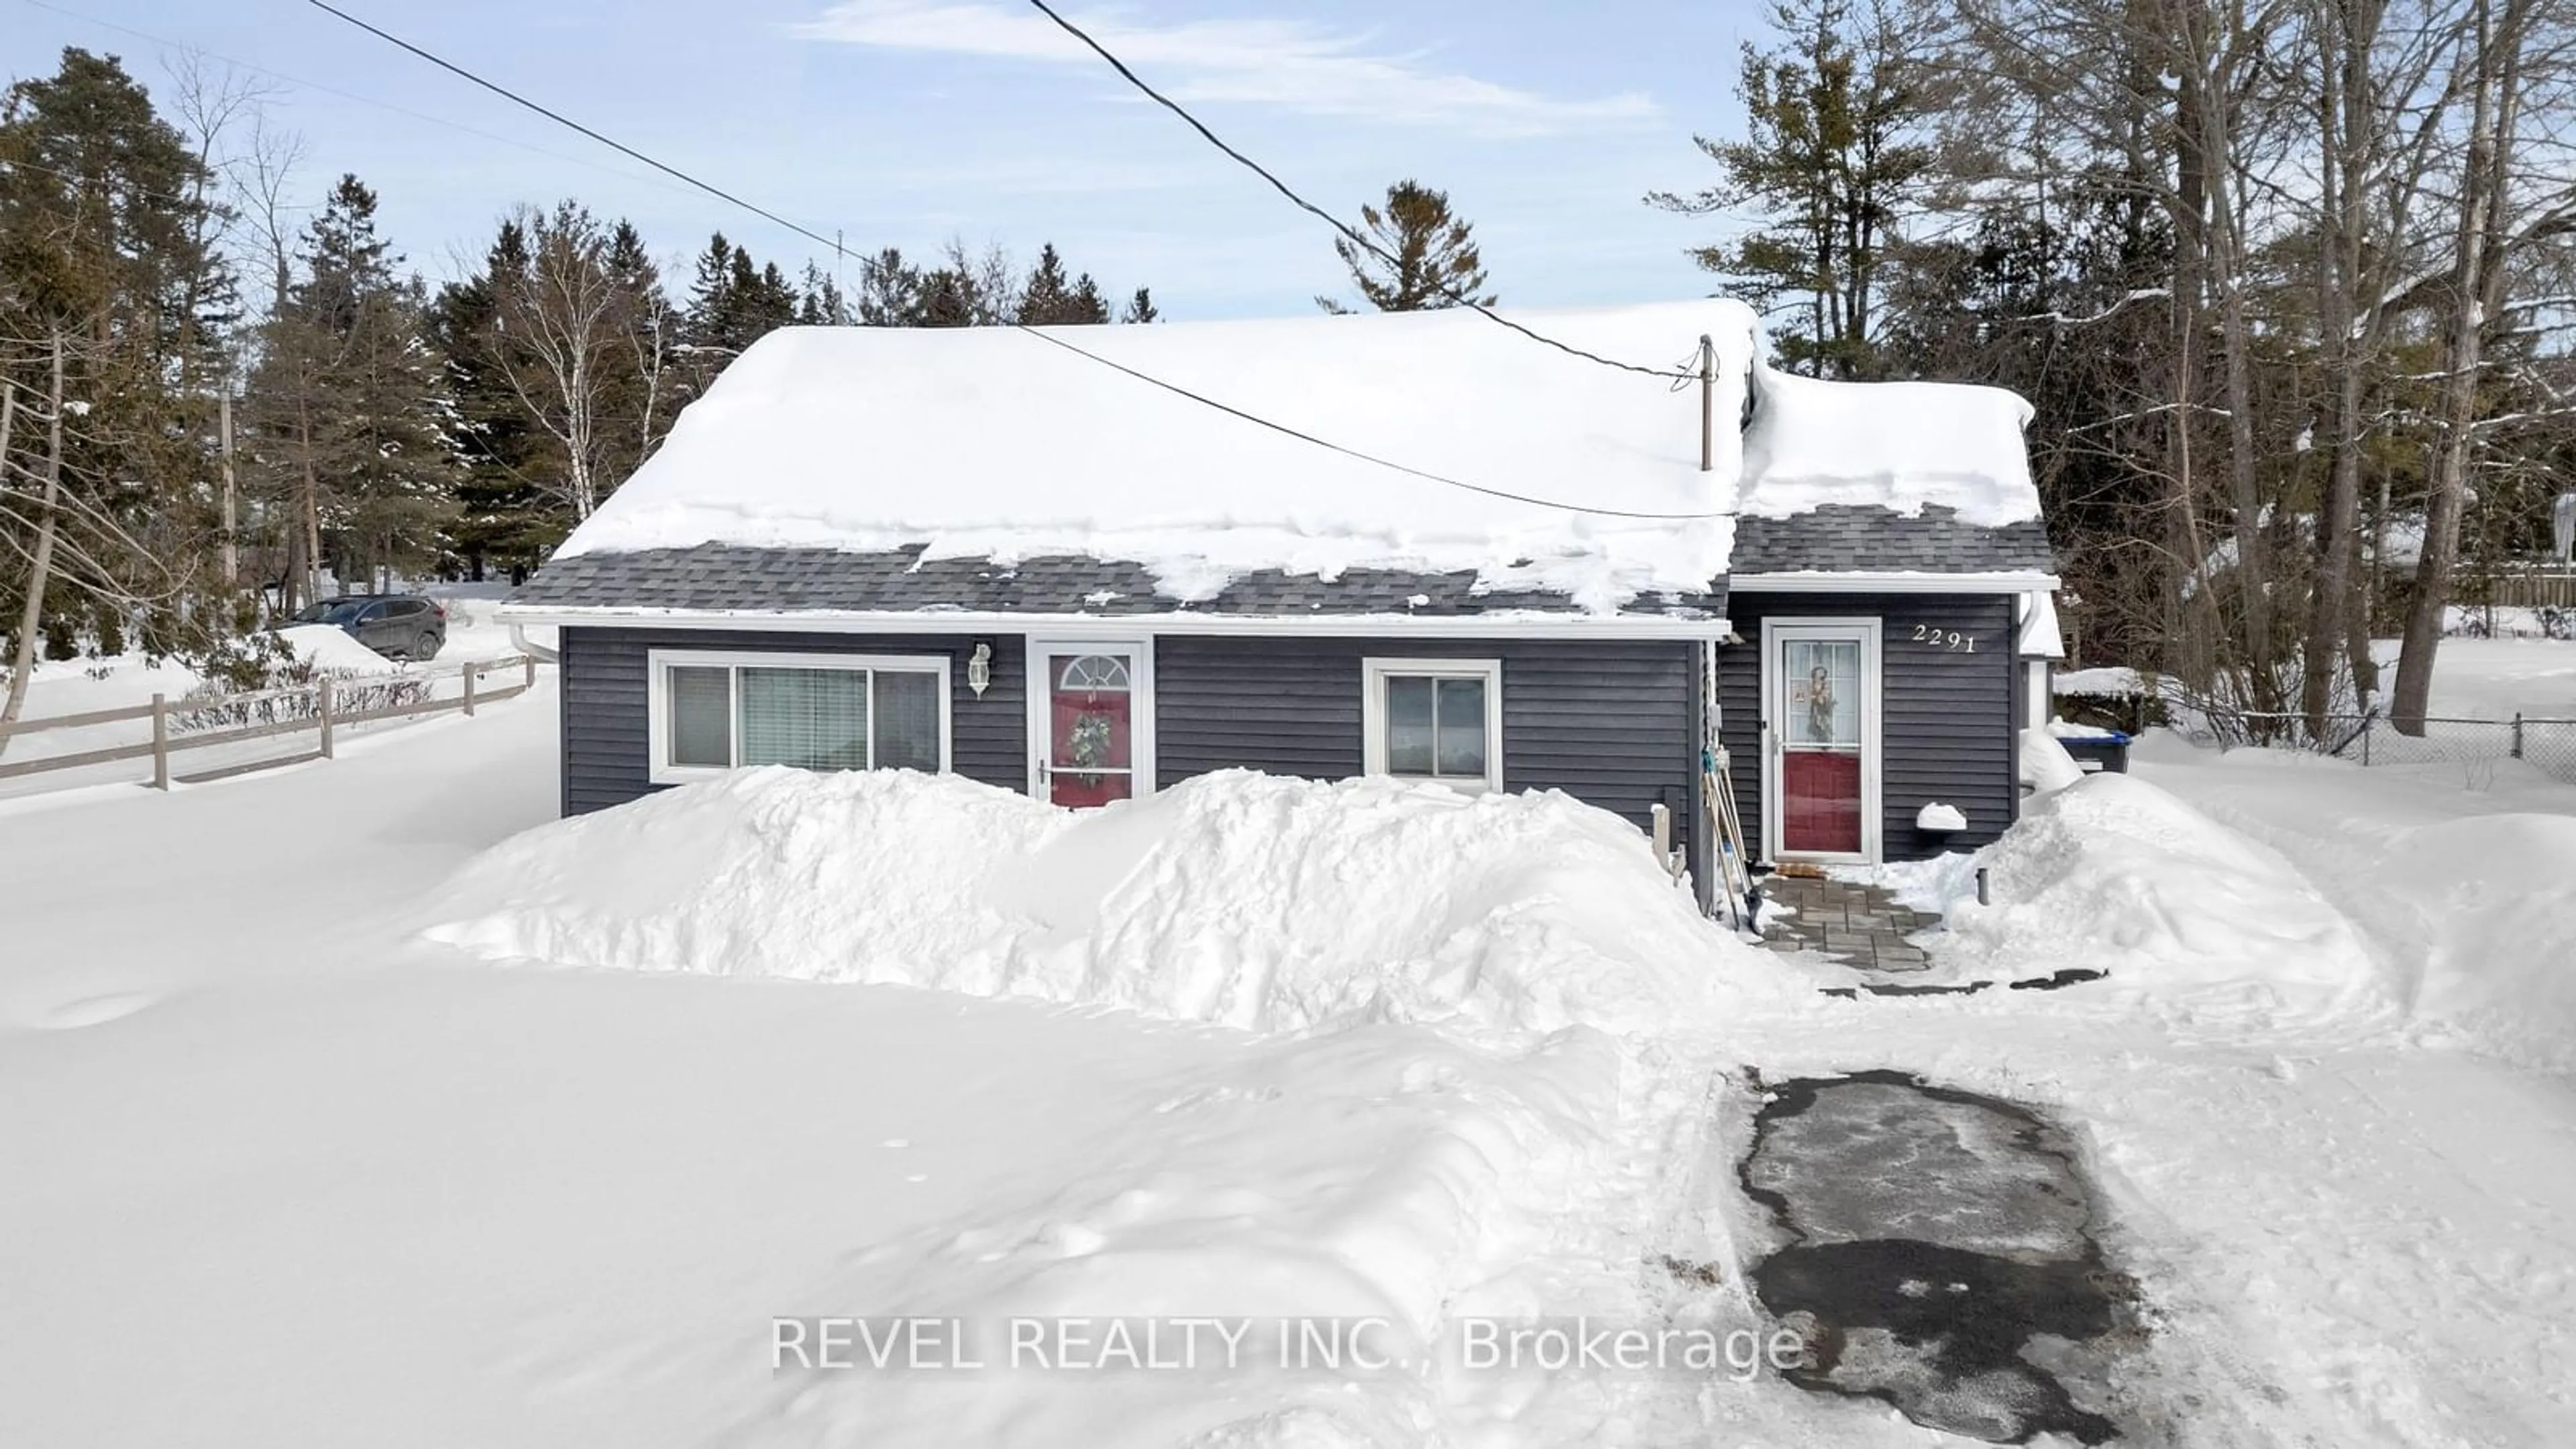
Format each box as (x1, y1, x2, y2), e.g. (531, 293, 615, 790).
(2184, 706, 2576, 786)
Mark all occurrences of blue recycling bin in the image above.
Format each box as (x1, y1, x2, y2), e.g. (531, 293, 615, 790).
(2057, 731, 2132, 774)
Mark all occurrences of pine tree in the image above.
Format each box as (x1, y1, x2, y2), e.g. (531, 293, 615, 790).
(1120, 286, 1160, 324)
(1315, 180, 1493, 314)
(1646, 0, 1935, 378)
(853, 248, 924, 325)
(1016, 243, 1075, 324)
(0, 48, 231, 669)
(245, 174, 455, 598)
(1067, 271, 1110, 324)
(431, 220, 549, 580)
(797, 262, 852, 325)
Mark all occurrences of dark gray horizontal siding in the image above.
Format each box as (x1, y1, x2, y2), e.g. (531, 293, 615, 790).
(558, 627, 1026, 815)
(557, 628, 1699, 845)
(1716, 593, 2017, 862)
(1154, 636, 1696, 842)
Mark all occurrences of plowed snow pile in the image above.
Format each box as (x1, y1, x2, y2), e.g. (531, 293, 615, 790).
(421, 768, 1780, 1446)
(423, 767, 1772, 1036)
(1934, 771, 2384, 1026)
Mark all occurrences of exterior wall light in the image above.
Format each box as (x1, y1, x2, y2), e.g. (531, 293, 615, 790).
(967, 641, 993, 698)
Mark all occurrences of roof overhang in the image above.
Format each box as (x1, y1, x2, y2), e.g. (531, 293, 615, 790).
(497, 604, 1734, 641)
(1725, 570, 2059, 594)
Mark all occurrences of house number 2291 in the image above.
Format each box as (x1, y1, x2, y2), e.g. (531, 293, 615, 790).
(1912, 624, 1977, 652)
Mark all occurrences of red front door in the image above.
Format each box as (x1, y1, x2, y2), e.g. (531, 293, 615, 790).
(1040, 649, 1138, 807)
(1775, 633, 1868, 856)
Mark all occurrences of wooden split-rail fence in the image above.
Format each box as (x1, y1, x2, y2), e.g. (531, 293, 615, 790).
(0, 653, 538, 790)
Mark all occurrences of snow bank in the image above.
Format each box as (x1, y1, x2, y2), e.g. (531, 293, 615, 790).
(422, 767, 1773, 1442)
(2361, 814, 2576, 1075)
(277, 623, 395, 673)
(553, 303, 1758, 611)
(1739, 361, 2039, 525)
(2021, 727, 2086, 793)
(422, 767, 1768, 1037)
(1933, 773, 2381, 1022)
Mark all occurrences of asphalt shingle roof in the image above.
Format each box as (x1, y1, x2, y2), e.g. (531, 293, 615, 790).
(508, 544, 1727, 619)
(1729, 504, 2054, 576)
(508, 508, 2051, 618)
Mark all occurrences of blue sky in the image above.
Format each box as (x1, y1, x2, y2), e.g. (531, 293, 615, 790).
(6, 0, 1767, 318)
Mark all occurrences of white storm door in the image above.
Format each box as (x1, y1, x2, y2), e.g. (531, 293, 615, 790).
(1762, 619, 1881, 863)
(1026, 640, 1155, 806)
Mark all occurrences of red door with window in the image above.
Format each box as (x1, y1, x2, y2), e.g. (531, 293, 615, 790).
(1040, 650, 1136, 806)
(1775, 633, 1866, 856)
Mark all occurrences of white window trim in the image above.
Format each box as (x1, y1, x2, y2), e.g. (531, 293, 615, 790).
(1024, 637, 1158, 800)
(645, 647, 952, 786)
(1758, 619, 1882, 865)
(1360, 657, 1505, 794)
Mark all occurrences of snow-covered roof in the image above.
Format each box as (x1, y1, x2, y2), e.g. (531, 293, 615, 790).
(1741, 362, 2041, 527)
(530, 302, 2052, 621)
(558, 302, 1758, 613)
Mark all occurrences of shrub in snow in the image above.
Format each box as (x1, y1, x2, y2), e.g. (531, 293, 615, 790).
(174, 627, 422, 733)
(422, 767, 1779, 1037)
(1916, 802, 1969, 833)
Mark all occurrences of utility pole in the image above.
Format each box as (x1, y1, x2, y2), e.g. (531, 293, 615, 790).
(1699, 333, 1715, 473)
(219, 386, 238, 591)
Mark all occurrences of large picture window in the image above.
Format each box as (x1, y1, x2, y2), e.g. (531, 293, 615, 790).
(645, 649, 949, 784)
(1360, 657, 1503, 792)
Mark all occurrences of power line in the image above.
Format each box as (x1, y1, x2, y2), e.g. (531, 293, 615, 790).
(1018, 327, 1729, 519)
(13, 0, 700, 206)
(299, 0, 847, 263)
(1018, 0, 1696, 382)
(294, 0, 1730, 522)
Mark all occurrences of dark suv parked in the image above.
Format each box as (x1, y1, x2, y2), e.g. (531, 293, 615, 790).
(291, 595, 447, 661)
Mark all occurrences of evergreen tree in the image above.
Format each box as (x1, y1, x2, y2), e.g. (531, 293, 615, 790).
(0, 48, 231, 672)
(853, 248, 924, 325)
(1646, 0, 1935, 378)
(431, 219, 550, 580)
(1120, 286, 1160, 324)
(797, 262, 852, 325)
(245, 174, 455, 598)
(1014, 244, 1110, 325)
(1016, 243, 1075, 324)
(1067, 271, 1109, 325)
(1315, 180, 1493, 313)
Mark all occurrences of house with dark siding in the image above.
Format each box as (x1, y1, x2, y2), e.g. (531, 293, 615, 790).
(498, 301, 2058, 910)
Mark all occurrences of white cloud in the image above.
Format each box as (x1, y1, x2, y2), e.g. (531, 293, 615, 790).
(792, 1, 1656, 136)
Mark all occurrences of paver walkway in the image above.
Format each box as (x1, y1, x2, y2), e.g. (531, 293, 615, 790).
(1756, 875, 1937, 970)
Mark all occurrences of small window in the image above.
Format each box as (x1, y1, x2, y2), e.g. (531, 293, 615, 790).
(1362, 658, 1503, 792)
(647, 650, 950, 784)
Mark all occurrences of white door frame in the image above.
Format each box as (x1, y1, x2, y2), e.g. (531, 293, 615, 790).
(1024, 635, 1157, 801)
(1760, 616, 1882, 865)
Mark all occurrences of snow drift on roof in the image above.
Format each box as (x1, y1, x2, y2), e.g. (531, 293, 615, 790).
(556, 302, 1760, 613)
(1741, 361, 2039, 526)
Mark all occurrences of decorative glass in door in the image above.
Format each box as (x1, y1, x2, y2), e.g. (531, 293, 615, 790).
(1044, 651, 1134, 807)
(1779, 637, 1864, 854)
